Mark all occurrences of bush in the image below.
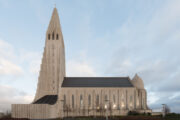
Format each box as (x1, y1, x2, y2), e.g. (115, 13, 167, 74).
(166, 113, 180, 117)
(128, 111, 140, 116)
(1, 112, 11, 119)
(147, 112, 151, 116)
(128, 111, 152, 116)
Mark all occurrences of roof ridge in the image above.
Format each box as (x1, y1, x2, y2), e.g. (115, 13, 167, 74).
(65, 77, 129, 78)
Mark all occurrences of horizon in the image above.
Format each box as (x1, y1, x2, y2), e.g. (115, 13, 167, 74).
(0, 0, 180, 113)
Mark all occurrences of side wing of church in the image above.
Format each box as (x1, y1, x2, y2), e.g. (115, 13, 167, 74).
(11, 8, 152, 119)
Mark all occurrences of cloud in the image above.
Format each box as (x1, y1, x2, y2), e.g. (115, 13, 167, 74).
(102, 0, 180, 113)
(0, 84, 34, 112)
(0, 39, 40, 112)
(0, 39, 23, 76)
(0, 38, 42, 76)
(67, 60, 97, 77)
(19, 50, 42, 75)
(0, 58, 23, 75)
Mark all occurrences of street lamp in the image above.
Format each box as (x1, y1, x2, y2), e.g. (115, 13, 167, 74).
(162, 104, 166, 118)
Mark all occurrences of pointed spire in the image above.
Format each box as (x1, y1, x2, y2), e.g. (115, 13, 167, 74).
(47, 7, 61, 34)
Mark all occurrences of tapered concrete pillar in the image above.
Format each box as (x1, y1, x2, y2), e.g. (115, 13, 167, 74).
(34, 7, 65, 101)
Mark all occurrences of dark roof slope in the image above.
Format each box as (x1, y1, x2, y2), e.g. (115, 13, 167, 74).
(62, 77, 133, 87)
(33, 95, 57, 105)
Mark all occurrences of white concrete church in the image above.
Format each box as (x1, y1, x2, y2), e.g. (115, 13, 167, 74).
(12, 8, 152, 119)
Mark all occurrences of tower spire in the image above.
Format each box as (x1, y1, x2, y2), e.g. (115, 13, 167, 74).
(47, 7, 61, 34)
(34, 7, 65, 101)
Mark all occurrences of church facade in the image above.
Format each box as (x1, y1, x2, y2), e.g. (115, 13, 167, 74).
(12, 8, 152, 119)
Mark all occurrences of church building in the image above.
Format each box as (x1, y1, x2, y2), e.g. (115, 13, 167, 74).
(12, 8, 152, 119)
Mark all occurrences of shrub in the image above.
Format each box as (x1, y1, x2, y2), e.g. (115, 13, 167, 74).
(128, 111, 140, 116)
(147, 112, 151, 116)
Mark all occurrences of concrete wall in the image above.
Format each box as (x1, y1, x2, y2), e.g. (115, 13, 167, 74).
(34, 8, 65, 101)
(11, 104, 58, 119)
(58, 87, 151, 117)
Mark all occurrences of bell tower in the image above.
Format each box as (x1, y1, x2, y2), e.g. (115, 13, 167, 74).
(34, 7, 65, 101)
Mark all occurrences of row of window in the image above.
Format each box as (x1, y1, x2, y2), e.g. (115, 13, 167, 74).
(63, 94, 133, 109)
(48, 33, 59, 40)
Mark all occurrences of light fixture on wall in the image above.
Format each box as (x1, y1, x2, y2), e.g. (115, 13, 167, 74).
(104, 104, 107, 109)
(113, 104, 116, 109)
(121, 102, 125, 108)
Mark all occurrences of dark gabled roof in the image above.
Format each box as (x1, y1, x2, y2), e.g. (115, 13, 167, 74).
(33, 95, 57, 105)
(61, 77, 134, 87)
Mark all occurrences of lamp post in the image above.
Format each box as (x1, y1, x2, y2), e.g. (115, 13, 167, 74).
(162, 104, 166, 118)
(105, 99, 109, 120)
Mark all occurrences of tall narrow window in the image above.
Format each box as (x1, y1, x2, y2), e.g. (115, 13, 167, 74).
(142, 98, 145, 108)
(130, 95, 133, 103)
(88, 95, 91, 107)
(121, 93, 125, 108)
(130, 95, 133, 108)
(48, 34, 50, 40)
(63, 95, 66, 107)
(96, 95, 99, 107)
(56, 34, 59, 40)
(126, 90, 128, 109)
(52, 32, 54, 40)
(72, 95, 74, 108)
(105, 95, 108, 101)
(113, 94, 116, 103)
(141, 92, 143, 108)
(80, 94, 83, 108)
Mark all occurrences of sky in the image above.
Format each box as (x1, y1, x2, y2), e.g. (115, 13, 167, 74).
(0, 0, 180, 113)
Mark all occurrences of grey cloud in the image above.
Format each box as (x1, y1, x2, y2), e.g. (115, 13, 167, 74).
(103, 0, 180, 113)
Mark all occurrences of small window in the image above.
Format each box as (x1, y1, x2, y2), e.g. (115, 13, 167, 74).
(52, 32, 54, 40)
(88, 95, 91, 106)
(56, 34, 59, 40)
(48, 34, 50, 40)
(72, 95, 74, 108)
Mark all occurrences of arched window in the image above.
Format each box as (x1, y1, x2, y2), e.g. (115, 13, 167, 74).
(52, 32, 54, 40)
(88, 95, 91, 107)
(96, 95, 99, 107)
(72, 95, 74, 108)
(80, 94, 83, 108)
(56, 34, 59, 40)
(48, 34, 50, 40)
